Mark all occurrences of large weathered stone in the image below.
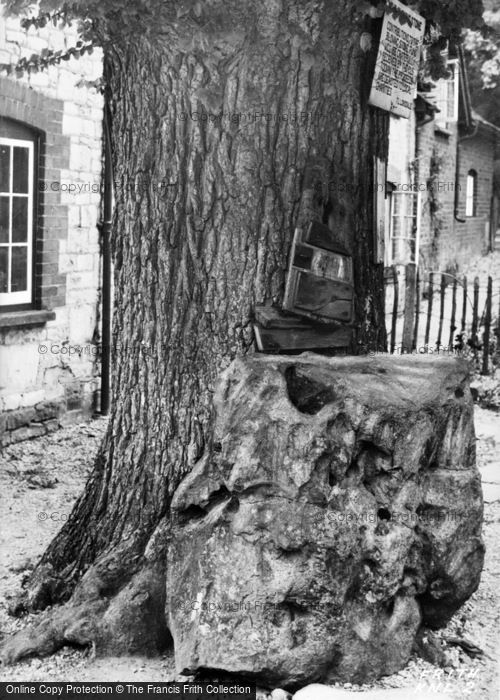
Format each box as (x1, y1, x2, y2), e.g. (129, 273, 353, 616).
(166, 354, 484, 688)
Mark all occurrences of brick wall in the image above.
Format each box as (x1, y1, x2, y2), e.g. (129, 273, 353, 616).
(416, 120, 496, 272)
(0, 9, 104, 446)
(454, 128, 496, 265)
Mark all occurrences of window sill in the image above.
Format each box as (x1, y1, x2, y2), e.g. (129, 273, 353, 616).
(0, 309, 56, 330)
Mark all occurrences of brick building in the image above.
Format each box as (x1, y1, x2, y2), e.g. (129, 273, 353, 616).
(385, 49, 500, 273)
(0, 9, 104, 446)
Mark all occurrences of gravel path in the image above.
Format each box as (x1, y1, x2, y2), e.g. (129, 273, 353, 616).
(0, 410, 498, 697)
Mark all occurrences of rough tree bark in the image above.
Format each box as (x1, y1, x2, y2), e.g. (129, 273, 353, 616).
(1, 0, 388, 664)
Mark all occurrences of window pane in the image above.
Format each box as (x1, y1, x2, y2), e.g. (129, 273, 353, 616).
(403, 217, 417, 240)
(0, 247, 8, 293)
(13, 147, 29, 193)
(11, 246, 28, 292)
(0, 197, 9, 243)
(0, 145, 10, 193)
(392, 238, 414, 264)
(466, 173, 476, 217)
(392, 237, 402, 262)
(394, 194, 413, 217)
(12, 197, 28, 242)
(411, 193, 419, 217)
(309, 249, 350, 282)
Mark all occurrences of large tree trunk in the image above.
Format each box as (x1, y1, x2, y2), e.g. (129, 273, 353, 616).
(2, 0, 387, 663)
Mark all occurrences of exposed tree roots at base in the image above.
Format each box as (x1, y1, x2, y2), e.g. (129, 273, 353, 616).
(0, 554, 171, 665)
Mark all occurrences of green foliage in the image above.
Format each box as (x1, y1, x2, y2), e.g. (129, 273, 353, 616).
(463, 6, 500, 126)
(418, 0, 486, 39)
(1, 0, 164, 77)
(464, 9, 500, 88)
(0, 41, 94, 79)
(417, 0, 485, 79)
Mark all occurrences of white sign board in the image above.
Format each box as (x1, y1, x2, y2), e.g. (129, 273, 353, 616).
(368, 0, 425, 119)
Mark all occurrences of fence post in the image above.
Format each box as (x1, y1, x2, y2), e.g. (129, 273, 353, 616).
(449, 278, 457, 350)
(390, 265, 398, 354)
(436, 274, 446, 350)
(472, 277, 480, 358)
(456, 275, 468, 353)
(413, 267, 420, 351)
(481, 276, 493, 375)
(461, 276, 467, 334)
(424, 271, 433, 348)
(402, 263, 416, 353)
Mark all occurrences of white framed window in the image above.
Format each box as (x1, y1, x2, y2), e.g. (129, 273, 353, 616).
(0, 136, 34, 307)
(466, 169, 477, 217)
(388, 190, 421, 265)
(434, 59, 459, 129)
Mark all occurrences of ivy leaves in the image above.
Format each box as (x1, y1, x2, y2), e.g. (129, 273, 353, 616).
(418, 0, 485, 41)
(0, 41, 95, 79)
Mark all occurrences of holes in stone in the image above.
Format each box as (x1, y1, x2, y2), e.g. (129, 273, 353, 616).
(284, 365, 336, 415)
(363, 558, 379, 573)
(178, 504, 207, 523)
(212, 441, 222, 453)
(377, 507, 391, 521)
(278, 548, 303, 559)
(227, 495, 240, 513)
(384, 597, 395, 616)
(359, 439, 391, 458)
(178, 485, 233, 523)
(377, 367, 387, 374)
(206, 485, 232, 509)
(277, 600, 307, 622)
(328, 471, 337, 487)
(455, 387, 464, 398)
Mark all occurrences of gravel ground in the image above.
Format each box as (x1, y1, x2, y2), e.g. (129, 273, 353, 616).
(0, 410, 498, 698)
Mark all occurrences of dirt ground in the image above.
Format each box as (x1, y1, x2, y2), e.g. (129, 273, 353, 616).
(0, 408, 499, 698)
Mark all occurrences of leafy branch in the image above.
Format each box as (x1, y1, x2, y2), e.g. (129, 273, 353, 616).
(20, 9, 72, 29)
(0, 41, 95, 78)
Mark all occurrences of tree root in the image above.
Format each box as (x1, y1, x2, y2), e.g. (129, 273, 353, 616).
(0, 561, 171, 665)
(0, 599, 107, 665)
